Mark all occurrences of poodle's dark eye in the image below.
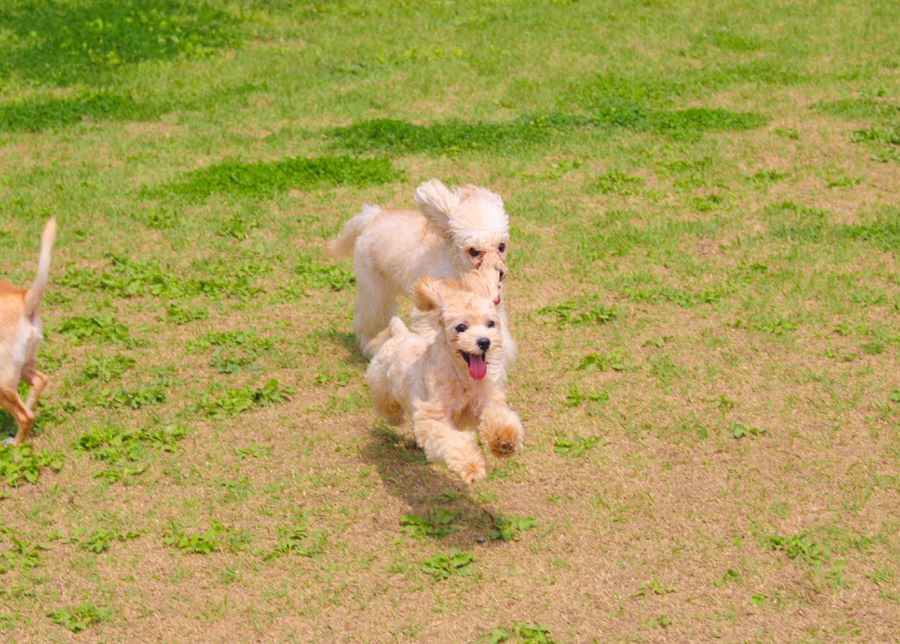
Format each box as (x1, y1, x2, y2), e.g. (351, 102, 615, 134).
(498, 243, 506, 253)
(468, 248, 481, 258)
(455, 324, 468, 333)
(487, 320, 496, 328)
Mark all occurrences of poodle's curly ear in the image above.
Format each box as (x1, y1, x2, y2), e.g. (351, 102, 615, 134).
(412, 275, 445, 312)
(415, 179, 458, 236)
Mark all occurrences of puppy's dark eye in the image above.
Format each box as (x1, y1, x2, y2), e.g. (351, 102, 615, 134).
(487, 320, 496, 328)
(498, 243, 506, 253)
(455, 324, 468, 333)
(468, 248, 481, 258)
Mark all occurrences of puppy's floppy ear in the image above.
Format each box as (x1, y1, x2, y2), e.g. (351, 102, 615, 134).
(415, 179, 458, 236)
(412, 275, 445, 312)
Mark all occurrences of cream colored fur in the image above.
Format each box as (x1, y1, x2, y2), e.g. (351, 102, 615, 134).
(365, 269, 524, 483)
(328, 179, 516, 379)
(0, 219, 56, 446)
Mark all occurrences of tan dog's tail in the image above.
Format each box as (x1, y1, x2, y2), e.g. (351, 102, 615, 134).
(24, 218, 57, 317)
(326, 205, 381, 259)
(365, 317, 408, 355)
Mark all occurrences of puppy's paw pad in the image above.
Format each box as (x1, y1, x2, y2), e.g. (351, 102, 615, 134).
(492, 439, 516, 456)
(488, 426, 522, 458)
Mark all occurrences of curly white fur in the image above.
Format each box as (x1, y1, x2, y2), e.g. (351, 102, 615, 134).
(327, 179, 516, 379)
(365, 271, 524, 483)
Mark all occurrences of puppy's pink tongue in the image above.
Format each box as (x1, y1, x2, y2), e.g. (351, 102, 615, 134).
(468, 353, 487, 380)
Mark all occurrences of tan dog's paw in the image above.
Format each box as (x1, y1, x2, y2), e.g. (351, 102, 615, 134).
(488, 424, 521, 458)
(445, 442, 488, 484)
(457, 459, 487, 484)
(480, 406, 524, 458)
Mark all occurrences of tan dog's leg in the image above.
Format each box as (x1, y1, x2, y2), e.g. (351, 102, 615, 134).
(0, 385, 35, 447)
(22, 365, 49, 412)
(479, 401, 524, 458)
(413, 406, 487, 483)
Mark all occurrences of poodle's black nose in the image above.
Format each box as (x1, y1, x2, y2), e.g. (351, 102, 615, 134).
(497, 268, 505, 281)
(477, 337, 491, 352)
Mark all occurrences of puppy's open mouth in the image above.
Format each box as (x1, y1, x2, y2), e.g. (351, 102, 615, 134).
(461, 351, 488, 380)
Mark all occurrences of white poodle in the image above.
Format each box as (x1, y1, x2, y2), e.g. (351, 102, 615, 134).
(365, 266, 524, 483)
(327, 179, 516, 377)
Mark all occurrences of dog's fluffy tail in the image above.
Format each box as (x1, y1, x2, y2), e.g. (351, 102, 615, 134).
(365, 316, 408, 355)
(24, 218, 57, 317)
(326, 205, 381, 259)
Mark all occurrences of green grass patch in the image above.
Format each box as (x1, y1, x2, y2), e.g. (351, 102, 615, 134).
(576, 349, 629, 371)
(258, 523, 324, 562)
(400, 510, 464, 539)
(0, 0, 239, 85)
(622, 284, 728, 307)
(48, 602, 109, 633)
(80, 528, 140, 554)
(163, 521, 227, 554)
(553, 434, 602, 457)
(61, 255, 263, 301)
(57, 315, 131, 344)
(155, 156, 400, 200)
(488, 515, 540, 542)
(292, 253, 355, 292)
(586, 169, 646, 195)
(537, 296, 617, 328)
(767, 532, 826, 566)
(0, 536, 44, 574)
(814, 98, 899, 126)
(420, 549, 475, 581)
(489, 623, 554, 643)
(0, 92, 165, 133)
(0, 444, 64, 486)
(75, 423, 186, 465)
(327, 108, 766, 155)
(77, 355, 136, 384)
(193, 379, 293, 418)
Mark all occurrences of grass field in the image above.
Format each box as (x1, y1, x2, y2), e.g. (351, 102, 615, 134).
(1, 0, 898, 640)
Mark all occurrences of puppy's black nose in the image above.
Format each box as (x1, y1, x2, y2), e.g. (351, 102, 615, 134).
(477, 337, 491, 352)
(497, 268, 505, 282)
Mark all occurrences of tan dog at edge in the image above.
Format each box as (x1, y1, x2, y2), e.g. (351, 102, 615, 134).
(0, 219, 57, 446)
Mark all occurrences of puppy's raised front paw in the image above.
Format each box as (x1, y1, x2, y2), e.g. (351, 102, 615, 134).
(480, 407, 524, 458)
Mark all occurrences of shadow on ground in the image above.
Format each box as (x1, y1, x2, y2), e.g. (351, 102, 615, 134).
(360, 423, 513, 548)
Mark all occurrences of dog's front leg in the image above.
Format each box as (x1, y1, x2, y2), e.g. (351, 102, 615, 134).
(412, 404, 486, 483)
(478, 396, 524, 458)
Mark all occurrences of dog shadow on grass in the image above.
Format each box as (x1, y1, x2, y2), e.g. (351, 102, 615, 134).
(359, 422, 513, 549)
(315, 329, 368, 367)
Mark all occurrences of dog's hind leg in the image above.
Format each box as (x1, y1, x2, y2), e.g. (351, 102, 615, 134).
(412, 405, 487, 483)
(354, 269, 398, 355)
(369, 386, 405, 426)
(22, 365, 49, 412)
(0, 385, 35, 446)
